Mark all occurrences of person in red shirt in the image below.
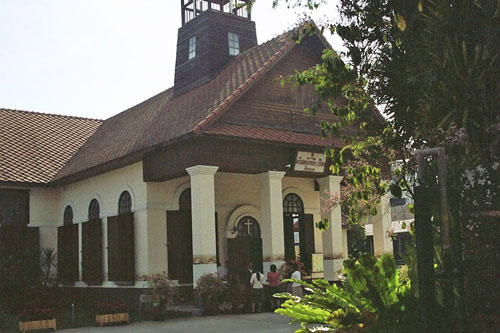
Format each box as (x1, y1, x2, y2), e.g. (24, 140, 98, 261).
(267, 264, 281, 309)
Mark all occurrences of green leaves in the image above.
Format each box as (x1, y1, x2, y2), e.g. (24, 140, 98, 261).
(275, 254, 413, 331)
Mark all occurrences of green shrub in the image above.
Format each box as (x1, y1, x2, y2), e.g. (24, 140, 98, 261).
(275, 254, 415, 332)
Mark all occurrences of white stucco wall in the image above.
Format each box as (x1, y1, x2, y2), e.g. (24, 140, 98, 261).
(145, 172, 324, 277)
(23, 165, 338, 283)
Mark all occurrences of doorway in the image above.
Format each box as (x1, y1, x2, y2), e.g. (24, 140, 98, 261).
(283, 193, 315, 271)
(167, 189, 193, 284)
(227, 216, 263, 274)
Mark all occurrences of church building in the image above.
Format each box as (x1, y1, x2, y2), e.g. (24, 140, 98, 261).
(0, 0, 393, 294)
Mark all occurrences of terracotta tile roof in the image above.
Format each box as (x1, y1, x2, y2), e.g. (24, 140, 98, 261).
(0, 108, 102, 184)
(53, 30, 298, 182)
(204, 123, 344, 148)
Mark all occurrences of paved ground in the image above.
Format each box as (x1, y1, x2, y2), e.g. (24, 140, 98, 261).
(63, 312, 299, 332)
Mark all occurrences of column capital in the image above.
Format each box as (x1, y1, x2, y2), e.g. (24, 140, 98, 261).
(257, 171, 286, 181)
(186, 165, 219, 176)
(317, 175, 343, 187)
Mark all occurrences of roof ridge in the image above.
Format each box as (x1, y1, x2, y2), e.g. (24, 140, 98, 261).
(0, 107, 103, 122)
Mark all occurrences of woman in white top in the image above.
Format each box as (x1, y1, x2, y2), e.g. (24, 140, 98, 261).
(249, 270, 266, 313)
(290, 263, 303, 298)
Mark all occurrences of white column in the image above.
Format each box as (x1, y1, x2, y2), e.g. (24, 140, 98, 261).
(187, 165, 219, 287)
(317, 175, 344, 281)
(75, 222, 86, 287)
(373, 191, 393, 255)
(258, 171, 286, 275)
(134, 209, 149, 287)
(101, 217, 116, 287)
(342, 229, 348, 259)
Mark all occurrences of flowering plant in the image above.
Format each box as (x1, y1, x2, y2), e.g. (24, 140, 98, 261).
(20, 308, 54, 321)
(278, 260, 307, 280)
(95, 301, 127, 315)
(138, 272, 181, 309)
(195, 273, 227, 307)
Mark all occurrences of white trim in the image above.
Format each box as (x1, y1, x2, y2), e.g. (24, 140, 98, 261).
(89, 193, 103, 219)
(170, 182, 191, 211)
(62, 200, 76, 224)
(225, 205, 261, 239)
(186, 165, 219, 176)
(117, 185, 136, 213)
(282, 187, 305, 201)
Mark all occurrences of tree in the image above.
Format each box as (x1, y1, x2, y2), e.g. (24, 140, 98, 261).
(265, 0, 500, 329)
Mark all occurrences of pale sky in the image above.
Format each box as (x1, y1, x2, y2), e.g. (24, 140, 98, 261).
(0, 1, 342, 120)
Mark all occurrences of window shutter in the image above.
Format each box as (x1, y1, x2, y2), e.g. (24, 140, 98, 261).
(121, 212, 135, 282)
(108, 213, 135, 282)
(107, 216, 120, 281)
(82, 219, 102, 285)
(304, 214, 315, 271)
(283, 215, 295, 261)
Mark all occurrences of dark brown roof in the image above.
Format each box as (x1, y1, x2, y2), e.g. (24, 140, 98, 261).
(53, 31, 298, 183)
(204, 123, 344, 148)
(0, 108, 102, 184)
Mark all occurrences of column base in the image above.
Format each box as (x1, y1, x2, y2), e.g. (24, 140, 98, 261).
(193, 263, 217, 287)
(101, 281, 117, 288)
(74, 281, 88, 287)
(323, 259, 345, 281)
(263, 260, 285, 275)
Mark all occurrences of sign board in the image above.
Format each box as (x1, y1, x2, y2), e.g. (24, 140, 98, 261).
(312, 253, 324, 273)
(294, 151, 326, 173)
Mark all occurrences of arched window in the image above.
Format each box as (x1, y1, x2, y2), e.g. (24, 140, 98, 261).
(283, 193, 304, 214)
(179, 188, 191, 211)
(88, 199, 100, 221)
(63, 206, 73, 225)
(236, 216, 260, 237)
(118, 191, 132, 215)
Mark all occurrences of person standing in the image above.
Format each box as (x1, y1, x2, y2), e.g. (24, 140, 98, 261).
(290, 263, 303, 298)
(243, 262, 253, 312)
(217, 261, 228, 281)
(267, 264, 281, 309)
(250, 269, 266, 313)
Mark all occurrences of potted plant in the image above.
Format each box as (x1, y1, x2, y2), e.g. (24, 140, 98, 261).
(95, 300, 129, 327)
(18, 308, 56, 332)
(139, 272, 181, 321)
(195, 273, 227, 316)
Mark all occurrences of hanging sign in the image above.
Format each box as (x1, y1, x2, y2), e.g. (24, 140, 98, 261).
(294, 151, 326, 173)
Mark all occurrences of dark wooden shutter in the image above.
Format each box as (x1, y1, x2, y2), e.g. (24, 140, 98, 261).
(303, 214, 315, 271)
(108, 213, 135, 282)
(121, 212, 135, 282)
(82, 219, 102, 285)
(57, 224, 78, 283)
(283, 214, 295, 261)
(107, 216, 120, 281)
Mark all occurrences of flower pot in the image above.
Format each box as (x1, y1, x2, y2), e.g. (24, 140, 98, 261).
(19, 318, 56, 332)
(95, 313, 129, 327)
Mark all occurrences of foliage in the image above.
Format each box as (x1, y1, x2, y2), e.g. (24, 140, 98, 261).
(19, 308, 54, 322)
(266, 0, 499, 326)
(40, 248, 57, 288)
(346, 224, 369, 260)
(461, 212, 500, 318)
(95, 300, 127, 315)
(138, 272, 181, 309)
(275, 254, 414, 332)
(279, 260, 307, 281)
(195, 273, 228, 308)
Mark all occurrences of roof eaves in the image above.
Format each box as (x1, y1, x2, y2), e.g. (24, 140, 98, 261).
(192, 40, 297, 134)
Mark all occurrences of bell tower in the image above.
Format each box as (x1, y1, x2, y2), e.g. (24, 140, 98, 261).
(174, 1, 258, 96)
